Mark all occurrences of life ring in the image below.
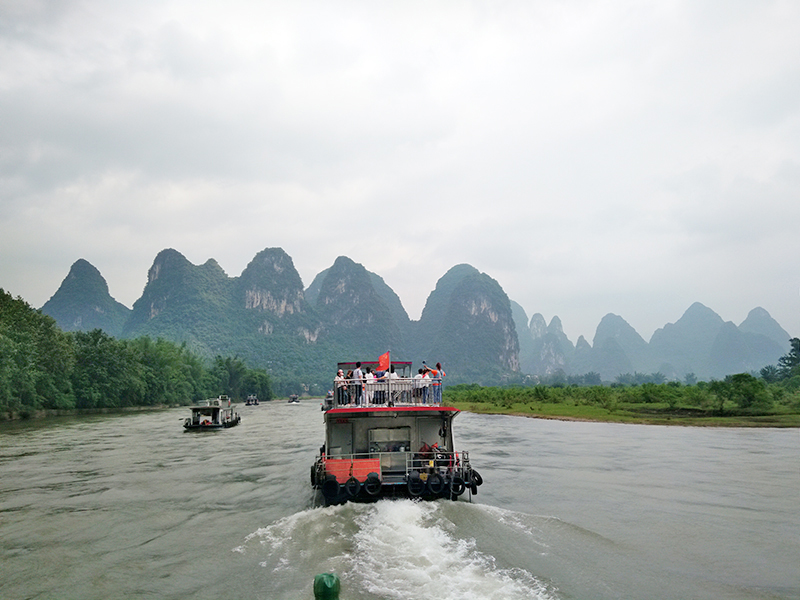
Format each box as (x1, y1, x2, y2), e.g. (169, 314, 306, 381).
(364, 473, 382, 496)
(321, 476, 340, 502)
(407, 473, 425, 497)
(470, 470, 483, 486)
(426, 472, 445, 496)
(344, 476, 361, 498)
(449, 475, 465, 497)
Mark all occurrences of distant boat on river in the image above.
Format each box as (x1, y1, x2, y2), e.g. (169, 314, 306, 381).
(183, 395, 241, 430)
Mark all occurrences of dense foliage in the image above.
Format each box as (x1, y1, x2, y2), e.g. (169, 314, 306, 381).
(0, 290, 272, 418)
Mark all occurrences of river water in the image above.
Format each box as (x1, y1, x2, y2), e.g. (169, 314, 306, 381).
(1, 401, 798, 600)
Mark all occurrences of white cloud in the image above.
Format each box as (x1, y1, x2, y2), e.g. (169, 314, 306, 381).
(1, 0, 799, 343)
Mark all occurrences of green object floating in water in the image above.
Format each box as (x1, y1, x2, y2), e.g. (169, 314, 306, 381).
(313, 573, 340, 600)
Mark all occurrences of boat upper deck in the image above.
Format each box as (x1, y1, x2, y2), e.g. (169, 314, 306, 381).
(325, 374, 445, 412)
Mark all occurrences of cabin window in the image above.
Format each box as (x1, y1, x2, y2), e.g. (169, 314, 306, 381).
(328, 422, 353, 457)
(368, 427, 411, 453)
(368, 427, 411, 471)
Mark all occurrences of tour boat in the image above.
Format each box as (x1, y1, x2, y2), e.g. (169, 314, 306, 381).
(183, 395, 241, 430)
(310, 360, 483, 504)
(288, 394, 300, 404)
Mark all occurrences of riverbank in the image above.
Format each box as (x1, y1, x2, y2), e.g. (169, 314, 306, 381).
(449, 400, 800, 427)
(1, 404, 181, 422)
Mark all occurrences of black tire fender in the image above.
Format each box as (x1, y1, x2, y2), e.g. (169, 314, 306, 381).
(471, 470, 483, 486)
(407, 472, 424, 497)
(426, 472, 445, 496)
(449, 475, 466, 497)
(364, 473, 382, 496)
(344, 476, 361, 498)
(321, 476, 340, 501)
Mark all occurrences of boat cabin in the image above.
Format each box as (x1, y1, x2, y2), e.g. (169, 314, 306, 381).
(183, 395, 240, 430)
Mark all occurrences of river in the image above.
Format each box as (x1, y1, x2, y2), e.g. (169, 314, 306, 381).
(1, 401, 798, 600)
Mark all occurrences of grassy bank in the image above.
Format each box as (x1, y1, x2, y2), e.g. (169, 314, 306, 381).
(449, 400, 800, 427)
(445, 381, 800, 427)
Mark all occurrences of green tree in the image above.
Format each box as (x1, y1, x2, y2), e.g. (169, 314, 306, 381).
(728, 373, 770, 410)
(760, 364, 781, 384)
(71, 329, 145, 408)
(709, 373, 771, 414)
(778, 338, 800, 379)
(0, 290, 75, 415)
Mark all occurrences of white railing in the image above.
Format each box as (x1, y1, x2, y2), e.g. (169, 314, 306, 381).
(329, 376, 440, 408)
(321, 449, 471, 476)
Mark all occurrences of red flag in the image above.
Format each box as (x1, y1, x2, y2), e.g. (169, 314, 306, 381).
(378, 351, 390, 371)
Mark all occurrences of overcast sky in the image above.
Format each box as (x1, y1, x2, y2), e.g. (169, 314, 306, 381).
(2, 0, 798, 343)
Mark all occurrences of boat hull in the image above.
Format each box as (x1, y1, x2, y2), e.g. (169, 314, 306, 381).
(311, 404, 482, 505)
(183, 418, 240, 430)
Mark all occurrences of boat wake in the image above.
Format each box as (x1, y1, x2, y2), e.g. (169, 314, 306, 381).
(236, 500, 559, 600)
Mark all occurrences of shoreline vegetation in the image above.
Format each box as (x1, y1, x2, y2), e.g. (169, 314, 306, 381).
(5, 396, 798, 428)
(450, 400, 800, 427)
(446, 381, 800, 428)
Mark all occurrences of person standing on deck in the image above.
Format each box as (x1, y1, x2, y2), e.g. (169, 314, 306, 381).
(364, 367, 375, 405)
(334, 369, 347, 405)
(421, 367, 431, 404)
(413, 369, 424, 404)
(429, 362, 446, 404)
(352, 362, 364, 406)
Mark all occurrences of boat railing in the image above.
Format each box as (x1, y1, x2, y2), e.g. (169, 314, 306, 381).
(323, 449, 471, 476)
(326, 376, 440, 409)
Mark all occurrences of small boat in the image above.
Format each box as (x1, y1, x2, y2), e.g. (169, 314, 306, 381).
(183, 395, 241, 430)
(245, 395, 260, 406)
(288, 394, 300, 404)
(311, 360, 483, 504)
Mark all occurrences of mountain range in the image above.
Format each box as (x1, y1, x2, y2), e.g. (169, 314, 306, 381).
(39, 248, 792, 392)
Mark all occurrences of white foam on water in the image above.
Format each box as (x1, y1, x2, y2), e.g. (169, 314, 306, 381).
(347, 500, 556, 600)
(236, 501, 559, 600)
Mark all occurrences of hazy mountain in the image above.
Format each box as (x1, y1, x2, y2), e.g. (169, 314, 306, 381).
(313, 256, 405, 359)
(738, 307, 791, 348)
(647, 302, 726, 378)
(40, 259, 130, 337)
(526, 314, 574, 376)
(418, 266, 519, 383)
(706, 321, 787, 379)
(121, 249, 236, 356)
(237, 247, 319, 341)
(517, 303, 790, 381)
(307, 265, 410, 339)
(592, 313, 650, 373)
(303, 268, 327, 306)
(40, 249, 793, 387)
(511, 301, 537, 374)
(571, 335, 594, 375)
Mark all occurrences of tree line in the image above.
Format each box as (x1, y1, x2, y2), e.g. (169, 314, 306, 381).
(0, 290, 272, 418)
(445, 338, 800, 417)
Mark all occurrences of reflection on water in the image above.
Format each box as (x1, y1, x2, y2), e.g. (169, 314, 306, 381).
(1, 403, 798, 600)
